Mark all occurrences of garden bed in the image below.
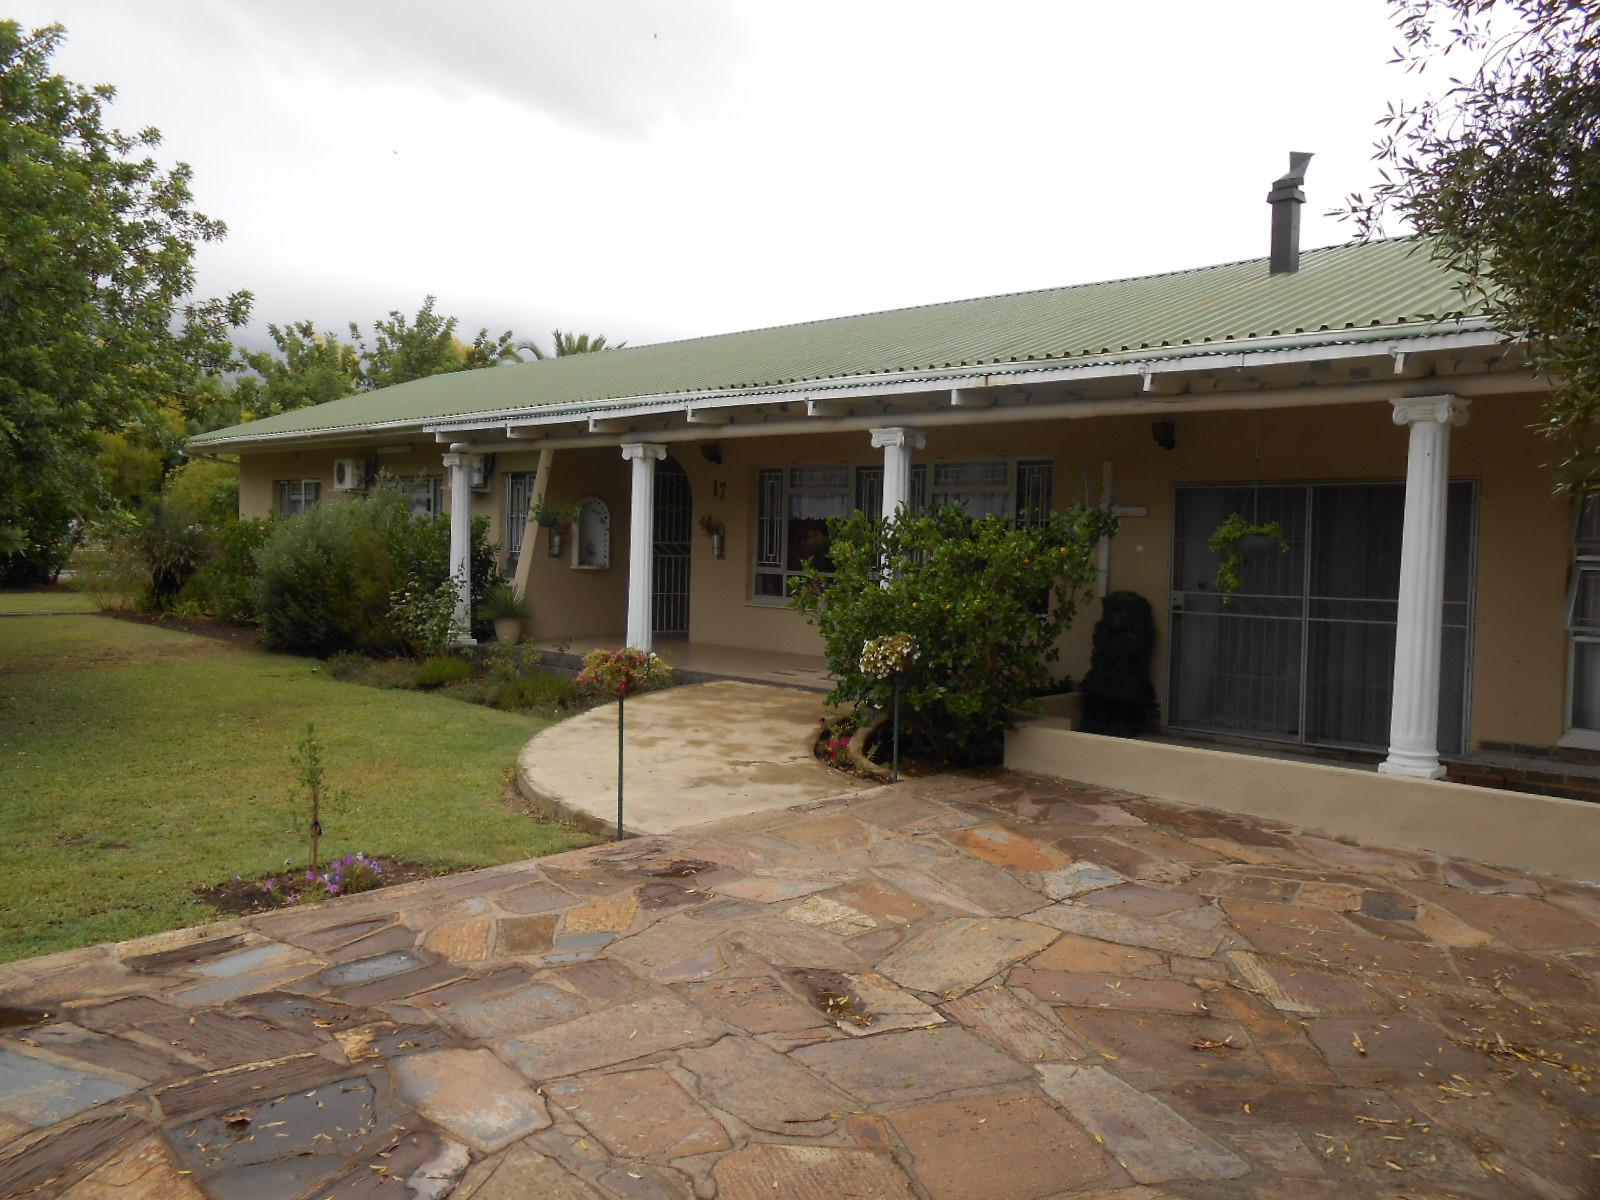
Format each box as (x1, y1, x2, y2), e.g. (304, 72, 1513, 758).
(326, 644, 585, 718)
(196, 856, 448, 916)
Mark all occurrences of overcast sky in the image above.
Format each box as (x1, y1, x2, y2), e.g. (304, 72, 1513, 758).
(16, 2, 1419, 352)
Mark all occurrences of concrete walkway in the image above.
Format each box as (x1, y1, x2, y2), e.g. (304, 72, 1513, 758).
(2, 772, 1597, 1198)
(517, 680, 863, 836)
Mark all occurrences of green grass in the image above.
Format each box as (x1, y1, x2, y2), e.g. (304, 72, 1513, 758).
(0, 615, 590, 963)
(0, 588, 98, 614)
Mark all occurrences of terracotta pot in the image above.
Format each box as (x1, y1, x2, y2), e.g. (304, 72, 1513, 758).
(494, 617, 524, 645)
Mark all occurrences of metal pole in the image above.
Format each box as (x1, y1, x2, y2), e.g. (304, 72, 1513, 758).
(892, 676, 901, 783)
(616, 689, 625, 840)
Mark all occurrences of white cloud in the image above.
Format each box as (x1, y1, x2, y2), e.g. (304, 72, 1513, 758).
(13, 1, 1416, 351)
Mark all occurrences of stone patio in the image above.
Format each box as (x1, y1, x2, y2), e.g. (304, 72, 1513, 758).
(1, 771, 1597, 1199)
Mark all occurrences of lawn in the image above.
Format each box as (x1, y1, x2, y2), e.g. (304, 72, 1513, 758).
(0, 613, 591, 963)
(0, 588, 99, 614)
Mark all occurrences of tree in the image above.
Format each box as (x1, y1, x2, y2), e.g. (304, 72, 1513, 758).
(352, 296, 517, 391)
(0, 23, 250, 581)
(233, 321, 362, 418)
(517, 329, 627, 360)
(1344, 1, 1599, 487)
(224, 298, 518, 424)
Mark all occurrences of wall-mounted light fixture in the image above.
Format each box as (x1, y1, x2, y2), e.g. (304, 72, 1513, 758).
(700, 443, 723, 465)
(1151, 420, 1177, 451)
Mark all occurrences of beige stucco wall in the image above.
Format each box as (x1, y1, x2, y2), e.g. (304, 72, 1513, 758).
(234, 389, 1576, 750)
(672, 390, 1573, 749)
(1005, 722, 1599, 883)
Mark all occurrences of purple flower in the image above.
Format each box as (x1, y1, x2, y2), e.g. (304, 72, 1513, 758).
(263, 878, 276, 891)
(328, 883, 341, 894)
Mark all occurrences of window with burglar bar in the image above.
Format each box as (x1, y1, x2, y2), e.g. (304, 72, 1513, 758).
(274, 479, 321, 517)
(752, 457, 1052, 601)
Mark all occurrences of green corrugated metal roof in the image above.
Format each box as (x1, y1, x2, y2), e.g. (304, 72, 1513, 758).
(192, 236, 1488, 448)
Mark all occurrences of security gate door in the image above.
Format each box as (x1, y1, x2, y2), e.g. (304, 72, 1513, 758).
(652, 457, 691, 635)
(1169, 481, 1474, 755)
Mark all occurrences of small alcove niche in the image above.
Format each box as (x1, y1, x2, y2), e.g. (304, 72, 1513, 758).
(571, 496, 610, 569)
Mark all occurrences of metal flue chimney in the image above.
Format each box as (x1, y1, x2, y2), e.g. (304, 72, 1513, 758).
(1267, 151, 1313, 274)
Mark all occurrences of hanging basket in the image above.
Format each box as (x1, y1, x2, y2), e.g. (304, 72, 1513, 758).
(1235, 532, 1281, 557)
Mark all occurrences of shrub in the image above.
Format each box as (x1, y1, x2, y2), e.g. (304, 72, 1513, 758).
(482, 643, 546, 684)
(252, 494, 400, 656)
(181, 517, 272, 621)
(130, 498, 212, 610)
(162, 458, 240, 527)
(1080, 591, 1159, 737)
(790, 505, 1116, 764)
(477, 581, 525, 622)
(250, 483, 506, 657)
(415, 654, 473, 688)
(576, 647, 673, 701)
(389, 575, 462, 659)
(495, 672, 577, 711)
(385, 500, 504, 640)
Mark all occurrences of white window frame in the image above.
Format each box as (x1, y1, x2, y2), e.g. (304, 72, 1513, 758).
(749, 457, 1052, 605)
(274, 478, 321, 518)
(1563, 489, 1600, 746)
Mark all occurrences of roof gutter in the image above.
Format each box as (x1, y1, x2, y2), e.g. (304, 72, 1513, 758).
(459, 369, 1543, 453)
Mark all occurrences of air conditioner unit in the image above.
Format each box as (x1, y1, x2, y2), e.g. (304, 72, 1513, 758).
(468, 453, 494, 493)
(333, 457, 368, 492)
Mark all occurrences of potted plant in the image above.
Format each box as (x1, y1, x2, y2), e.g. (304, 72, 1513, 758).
(530, 498, 563, 528)
(1206, 513, 1288, 602)
(699, 514, 726, 559)
(479, 582, 528, 644)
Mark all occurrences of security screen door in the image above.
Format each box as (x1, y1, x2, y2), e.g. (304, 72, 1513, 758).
(1168, 481, 1474, 755)
(652, 456, 692, 635)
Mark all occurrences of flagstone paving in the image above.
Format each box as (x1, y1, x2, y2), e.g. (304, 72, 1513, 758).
(1, 772, 1598, 1198)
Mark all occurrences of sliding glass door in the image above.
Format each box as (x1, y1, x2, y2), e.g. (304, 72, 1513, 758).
(1169, 481, 1474, 755)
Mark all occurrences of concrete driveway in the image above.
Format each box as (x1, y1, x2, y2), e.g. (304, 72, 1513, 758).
(517, 680, 864, 836)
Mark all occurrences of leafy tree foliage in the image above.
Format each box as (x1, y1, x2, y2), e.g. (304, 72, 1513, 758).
(0, 22, 250, 579)
(790, 506, 1116, 763)
(1344, 1, 1599, 486)
(228, 298, 517, 422)
(517, 329, 627, 360)
(352, 296, 517, 390)
(233, 321, 362, 418)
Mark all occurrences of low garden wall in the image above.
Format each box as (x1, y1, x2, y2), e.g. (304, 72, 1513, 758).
(1005, 718, 1600, 884)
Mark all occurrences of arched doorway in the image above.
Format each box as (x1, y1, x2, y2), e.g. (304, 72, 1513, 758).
(651, 456, 691, 635)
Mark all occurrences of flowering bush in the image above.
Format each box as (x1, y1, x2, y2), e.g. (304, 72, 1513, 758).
(861, 632, 917, 678)
(791, 504, 1116, 764)
(389, 574, 463, 658)
(576, 647, 673, 700)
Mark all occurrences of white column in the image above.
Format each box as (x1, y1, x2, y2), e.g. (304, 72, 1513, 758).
(1380, 395, 1469, 779)
(510, 448, 554, 604)
(870, 426, 925, 521)
(621, 443, 667, 652)
(443, 445, 477, 645)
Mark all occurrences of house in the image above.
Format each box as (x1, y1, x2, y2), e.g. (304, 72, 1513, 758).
(190, 158, 1599, 790)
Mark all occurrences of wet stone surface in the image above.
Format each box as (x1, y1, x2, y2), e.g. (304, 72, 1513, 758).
(0, 769, 1596, 1198)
